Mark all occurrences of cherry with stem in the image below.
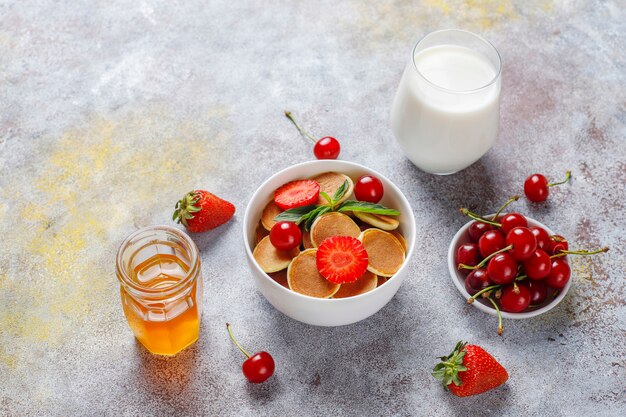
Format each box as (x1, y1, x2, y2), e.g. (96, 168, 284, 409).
(284, 111, 340, 159)
(458, 244, 513, 271)
(226, 323, 275, 384)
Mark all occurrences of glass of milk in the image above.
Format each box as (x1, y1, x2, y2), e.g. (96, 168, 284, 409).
(390, 30, 501, 175)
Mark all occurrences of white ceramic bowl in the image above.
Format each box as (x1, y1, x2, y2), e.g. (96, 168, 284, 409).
(447, 215, 571, 319)
(243, 160, 416, 326)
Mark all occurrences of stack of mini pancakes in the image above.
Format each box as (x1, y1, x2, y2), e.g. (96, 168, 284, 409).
(253, 172, 407, 299)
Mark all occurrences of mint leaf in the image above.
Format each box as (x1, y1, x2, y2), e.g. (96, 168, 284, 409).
(304, 206, 331, 231)
(332, 180, 349, 202)
(337, 200, 400, 216)
(319, 191, 332, 205)
(274, 205, 318, 224)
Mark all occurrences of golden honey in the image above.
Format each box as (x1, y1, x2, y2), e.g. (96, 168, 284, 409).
(116, 226, 203, 356)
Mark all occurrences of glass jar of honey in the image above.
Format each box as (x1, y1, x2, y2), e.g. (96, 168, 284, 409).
(116, 226, 203, 355)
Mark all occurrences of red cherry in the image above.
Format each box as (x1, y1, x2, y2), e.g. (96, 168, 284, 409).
(522, 249, 552, 280)
(548, 235, 569, 255)
(546, 258, 571, 289)
(242, 351, 275, 384)
(524, 174, 549, 202)
(227, 323, 275, 384)
(529, 226, 551, 251)
(468, 221, 494, 242)
(354, 175, 384, 203)
(478, 230, 506, 258)
(500, 212, 528, 234)
(269, 221, 302, 251)
(506, 227, 537, 261)
(524, 171, 571, 203)
(487, 253, 518, 284)
(464, 268, 492, 295)
(527, 280, 548, 305)
(500, 284, 531, 313)
(456, 243, 481, 268)
(285, 111, 340, 160)
(314, 136, 341, 160)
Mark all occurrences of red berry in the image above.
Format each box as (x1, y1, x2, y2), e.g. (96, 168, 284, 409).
(500, 213, 528, 234)
(529, 226, 551, 251)
(478, 230, 506, 258)
(314, 136, 341, 159)
(522, 249, 552, 280)
(173, 190, 235, 233)
(527, 280, 548, 305)
(433, 342, 508, 397)
(500, 284, 531, 313)
(548, 235, 569, 255)
(506, 227, 537, 261)
(316, 236, 369, 284)
(456, 243, 481, 268)
(546, 258, 570, 289)
(354, 175, 384, 203)
(487, 253, 518, 285)
(242, 351, 275, 384)
(269, 221, 302, 251)
(274, 179, 320, 210)
(227, 323, 275, 384)
(468, 221, 494, 242)
(464, 269, 492, 295)
(524, 174, 549, 202)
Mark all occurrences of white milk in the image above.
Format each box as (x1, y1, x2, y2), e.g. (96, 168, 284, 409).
(391, 44, 500, 174)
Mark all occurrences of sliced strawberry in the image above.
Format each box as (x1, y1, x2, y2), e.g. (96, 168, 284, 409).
(316, 236, 369, 284)
(274, 179, 320, 210)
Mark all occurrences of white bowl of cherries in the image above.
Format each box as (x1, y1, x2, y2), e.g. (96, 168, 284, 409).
(447, 197, 608, 333)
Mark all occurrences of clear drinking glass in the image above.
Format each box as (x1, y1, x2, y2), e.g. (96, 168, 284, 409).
(390, 29, 502, 175)
(116, 226, 203, 356)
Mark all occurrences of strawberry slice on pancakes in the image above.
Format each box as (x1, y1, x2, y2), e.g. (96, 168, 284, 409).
(316, 236, 369, 284)
(274, 179, 320, 210)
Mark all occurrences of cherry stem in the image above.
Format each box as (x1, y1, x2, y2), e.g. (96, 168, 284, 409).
(226, 323, 251, 359)
(515, 274, 528, 281)
(459, 245, 513, 271)
(491, 195, 520, 221)
(459, 208, 502, 227)
(284, 110, 317, 143)
(548, 170, 571, 187)
(487, 297, 504, 336)
(467, 284, 502, 303)
(551, 247, 609, 259)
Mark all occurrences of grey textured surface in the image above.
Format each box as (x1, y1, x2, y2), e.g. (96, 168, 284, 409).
(1, 1, 625, 416)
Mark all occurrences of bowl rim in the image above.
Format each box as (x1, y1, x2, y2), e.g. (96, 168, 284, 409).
(243, 160, 416, 303)
(447, 214, 572, 319)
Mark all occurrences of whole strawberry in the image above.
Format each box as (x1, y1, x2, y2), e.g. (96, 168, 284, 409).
(173, 190, 235, 232)
(432, 341, 508, 397)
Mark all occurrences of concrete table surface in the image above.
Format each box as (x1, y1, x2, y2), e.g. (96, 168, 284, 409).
(1, 1, 624, 416)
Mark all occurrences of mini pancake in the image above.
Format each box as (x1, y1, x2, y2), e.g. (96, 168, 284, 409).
(333, 270, 378, 298)
(301, 227, 314, 249)
(310, 212, 361, 247)
(255, 221, 269, 244)
(261, 200, 282, 231)
(359, 229, 405, 277)
(268, 270, 289, 288)
(390, 230, 407, 252)
(353, 212, 399, 231)
(287, 249, 340, 298)
(311, 172, 353, 205)
(253, 236, 300, 273)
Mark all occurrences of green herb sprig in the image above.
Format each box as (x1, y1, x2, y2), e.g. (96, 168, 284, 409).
(274, 180, 400, 231)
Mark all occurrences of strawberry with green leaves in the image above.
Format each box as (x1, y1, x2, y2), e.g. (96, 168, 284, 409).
(432, 341, 508, 397)
(173, 190, 235, 233)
